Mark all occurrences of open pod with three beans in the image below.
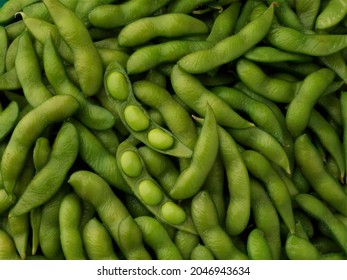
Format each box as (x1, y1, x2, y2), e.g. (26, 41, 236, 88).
(0, 0, 346, 260)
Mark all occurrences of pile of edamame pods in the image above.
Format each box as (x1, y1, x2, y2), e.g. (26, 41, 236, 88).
(0, 0, 346, 261)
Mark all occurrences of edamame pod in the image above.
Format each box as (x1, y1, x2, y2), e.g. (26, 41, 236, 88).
(247, 228, 273, 260)
(170, 64, 254, 128)
(169, 105, 219, 200)
(191, 191, 248, 260)
(116, 140, 197, 234)
(177, 3, 275, 73)
(1, 95, 79, 201)
(82, 218, 119, 260)
(0, 229, 20, 260)
(21, 13, 74, 64)
(127, 40, 214, 75)
(285, 68, 335, 138)
(88, 0, 171, 28)
(118, 13, 209, 47)
(241, 150, 295, 234)
(315, 0, 347, 30)
(71, 119, 130, 194)
(43, 0, 103, 96)
(236, 58, 299, 103)
(104, 61, 193, 158)
(0, 0, 39, 24)
(9, 122, 79, 216)
(135, 216, 183, 260)
(285, 233, 320, 260)
(250, 178, 281, 260)
(0, 101, 19, 141)
(43, 35, 116, 131)
(59, 193, 87, 260)
(294, 134, 347, 216)
(296, 194, 347, 255)
(218, 126, 250, 236)
(133, 80, 198, 152)
(15, 31, 52, 107)
(0, 26, 7, 75)
(68, 170, 152, 260)
(267, 24, 347, 56)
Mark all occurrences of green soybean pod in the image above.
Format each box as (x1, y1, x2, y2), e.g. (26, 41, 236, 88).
(138, 146, 179, 194)
(285, 233, 320, 260)
(169, 105, 218, 200)
(0, 190, 12, 216)
(98, 48, 130, 70)
(74, 0, 115, 27)
(191, 191, 248, 260)
(174, 230, 200, 260)
(1, 95, 79, 202)
(294, 134, 347, 216)
(267, 0, 305, 32)
(0, 68, 24, 91)
(0, 26, 7, 75)
(315, 0, 347, 30)
(9, 122, 79, 217)
(206, 1, 241, 43)
(241, 150, 295, 234)
(118, 13, 209, 47)
(168, 0, 216, 13)
(7, 212, 29, 259)
(59, 192, 86, 260)
(236, 58, 299, 103)
(88, 0, 171, 28)
(43, 0, 103, 96)
(22, 2, 51, 22)
(15, 31, 52, 108)
(30, 207, 41, 256)
(247, 228, 273, 260)
(212, 86, 287, 146)
(104, 62, 193, 158)
(308, 109, 345, 181)
(218, 126, 250, 236)
(0, 0, 39, 24)
(116, 140, 197, 234)
(244, 46, 313, 64)
(295, 0, 321, 30)
(296, 193, 347, 255)
(135, 216, 183, 260)
(127, 40, 214, 75)
(177, 3, 275, 74)
(0, 229, 20, 260)
(71, 119, 131, 194)
(228, 127, 291, 174)
(43, 35, 116, 131)
(32, 137, 51, 173)
(82, 218, 119, 260)
(234, 0, 263, 32)
(21, 13, 74, 64)
(190, 244, 215, 260)
(4, 20, 25, 42)
(341, 91, 347, 182)
(285, 68, 335, 138)
(39, 187, 69, 260)
(319, 51, 347, 84)
(267, 24, 347, 56)
(202, 155, 226, 225)
(0, 101, 19, 142)
(68, 170, 152, 260)
(133, 80, 198, 152)
(92, 128, 119, 156)
(250, 178, 281, 260)
(170, 64, 253, 129)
